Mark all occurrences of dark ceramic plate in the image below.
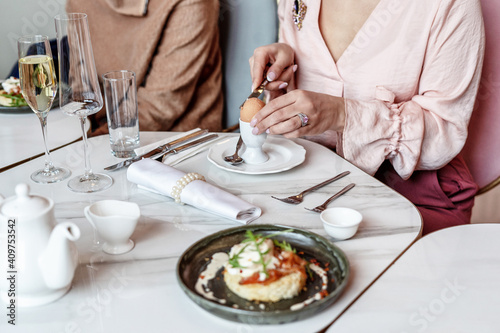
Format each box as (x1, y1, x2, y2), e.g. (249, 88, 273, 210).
(0, 95, 59, 113)
(0, 104, 32, 113)
(176, 224, 350, 325)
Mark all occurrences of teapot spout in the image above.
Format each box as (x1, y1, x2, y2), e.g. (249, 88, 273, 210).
(39, 222, 81, 290)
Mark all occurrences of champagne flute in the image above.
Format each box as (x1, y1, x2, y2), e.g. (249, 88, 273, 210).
(17, 35, 71, 184)
(54, 13, 113, 193)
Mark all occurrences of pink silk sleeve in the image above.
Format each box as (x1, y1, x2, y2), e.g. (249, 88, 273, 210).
(341, 0, 484, 179)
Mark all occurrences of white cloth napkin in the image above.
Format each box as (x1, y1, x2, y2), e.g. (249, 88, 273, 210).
(127, 159, 262, 224)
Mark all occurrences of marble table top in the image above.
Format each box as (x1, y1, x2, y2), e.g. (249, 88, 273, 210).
(328, 223, 500, 332)
(0, 107, 87, 170)
(0, 132, 422, 332)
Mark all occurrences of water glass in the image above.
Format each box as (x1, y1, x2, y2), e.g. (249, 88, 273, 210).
(103, 70, 140, 158)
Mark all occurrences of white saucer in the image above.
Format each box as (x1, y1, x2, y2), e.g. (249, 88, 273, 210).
(207, 136, 306, 175)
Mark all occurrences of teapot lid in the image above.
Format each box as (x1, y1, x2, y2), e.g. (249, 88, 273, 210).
(1, 183, 51, 217)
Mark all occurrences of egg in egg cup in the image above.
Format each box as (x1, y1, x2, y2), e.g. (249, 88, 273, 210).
(239, 98, 269, 164)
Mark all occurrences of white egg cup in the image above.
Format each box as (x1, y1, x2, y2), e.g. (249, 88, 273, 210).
(239, 119, 269, 164)
(84, 200, 140, 254)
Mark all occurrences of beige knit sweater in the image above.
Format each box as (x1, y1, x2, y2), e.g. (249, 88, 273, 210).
(66, 0, 223, 135)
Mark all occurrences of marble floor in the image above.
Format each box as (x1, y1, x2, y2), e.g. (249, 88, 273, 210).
(471, 185, 500, 223)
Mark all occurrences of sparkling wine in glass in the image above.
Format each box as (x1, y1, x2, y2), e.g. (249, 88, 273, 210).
(55, 13, 112, 193)
(17, 35, 71, 184)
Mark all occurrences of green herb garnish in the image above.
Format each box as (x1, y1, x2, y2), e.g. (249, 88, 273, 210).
(229, 229, 296, 278)
(262, 229, 294, 239)
(305, 262, 314, 280)
(243, 230, 271, 278)
(273, 239, 296, 253)
(227, 243, 249, 269)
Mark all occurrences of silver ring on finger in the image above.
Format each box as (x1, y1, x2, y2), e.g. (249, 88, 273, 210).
(296, 113, 309, 127)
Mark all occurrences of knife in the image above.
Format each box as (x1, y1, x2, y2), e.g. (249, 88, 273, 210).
(104, 129, 207, 171)
(104, 132, 216, 171)
(159, 133, 219, 162)
(155, 128, 208, 151)
(239, 79, 268, 108)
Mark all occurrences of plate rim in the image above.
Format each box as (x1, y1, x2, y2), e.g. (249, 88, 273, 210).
(0, 104, 32, 113)
(176, 224, 350, 325)
(207, 136, 306, 175)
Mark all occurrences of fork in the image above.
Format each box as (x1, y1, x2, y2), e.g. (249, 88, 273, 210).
(271, 171, 350, 204)
(304, 183, 356, 213)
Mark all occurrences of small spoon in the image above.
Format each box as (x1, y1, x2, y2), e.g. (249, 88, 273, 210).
(224, 136, 244, 165)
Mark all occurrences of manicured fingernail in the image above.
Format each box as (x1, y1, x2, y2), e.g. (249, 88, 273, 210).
(292, 64, 298, 72)
(278, 82, 288, 90)
(266, 128, 270, 134)
(252, 127, 259, 135)
(251, 84, 255, 91)
(250, 118, 257, 127)
(267, 72, 276, 82)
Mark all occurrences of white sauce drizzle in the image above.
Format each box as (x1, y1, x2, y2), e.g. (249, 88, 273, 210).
(195, 252, 228, 304)
(290, 263, 329, 311)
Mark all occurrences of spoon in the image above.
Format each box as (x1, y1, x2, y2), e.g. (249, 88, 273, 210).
(224, 136, 244, 165)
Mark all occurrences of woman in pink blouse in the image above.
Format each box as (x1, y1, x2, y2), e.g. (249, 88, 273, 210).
(250, 0, 485, 234)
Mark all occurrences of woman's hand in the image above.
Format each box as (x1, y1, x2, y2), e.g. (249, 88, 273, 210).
(249, 90, 346, 138)
(249, 43, 297, 92)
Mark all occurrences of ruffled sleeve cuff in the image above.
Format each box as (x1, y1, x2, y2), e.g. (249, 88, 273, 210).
(340, 87, 424, 179)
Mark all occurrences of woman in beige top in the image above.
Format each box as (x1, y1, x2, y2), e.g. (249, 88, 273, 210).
(66, 0, 224, 135)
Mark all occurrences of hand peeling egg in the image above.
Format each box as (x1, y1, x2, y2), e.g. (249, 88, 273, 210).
(240, 97, 265, 123)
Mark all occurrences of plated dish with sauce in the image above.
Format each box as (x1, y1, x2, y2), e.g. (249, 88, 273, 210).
(0, 77, 31, 113)
(176, 224, 350, 325)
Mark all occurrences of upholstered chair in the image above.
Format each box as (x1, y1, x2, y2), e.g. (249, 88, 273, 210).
(462, 0, 500, 194)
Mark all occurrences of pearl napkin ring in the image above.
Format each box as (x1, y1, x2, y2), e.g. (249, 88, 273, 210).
(297, 113, 309, 127)
(171, 172, 206, 204)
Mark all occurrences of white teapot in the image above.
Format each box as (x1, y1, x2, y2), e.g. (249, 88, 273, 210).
(0, 183, 80, 307)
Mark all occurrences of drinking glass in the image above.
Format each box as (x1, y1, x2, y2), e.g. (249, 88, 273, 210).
(17, 35, 71, 184)
(54, 13, 112, 193)
(103, 70, 140, 158)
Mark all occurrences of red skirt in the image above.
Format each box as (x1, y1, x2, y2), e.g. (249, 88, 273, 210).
(374, 154, 478, 235)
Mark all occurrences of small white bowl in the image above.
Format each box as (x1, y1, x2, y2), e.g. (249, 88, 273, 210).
(320, 207, 362, 240)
